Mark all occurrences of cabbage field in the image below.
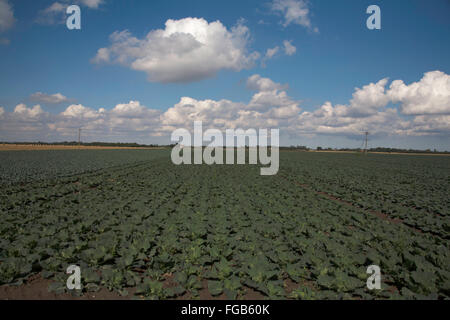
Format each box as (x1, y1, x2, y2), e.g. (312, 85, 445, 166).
(0, 150, 449, 299)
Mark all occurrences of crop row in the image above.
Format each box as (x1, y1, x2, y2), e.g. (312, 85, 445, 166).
(0, 151, 448, 299)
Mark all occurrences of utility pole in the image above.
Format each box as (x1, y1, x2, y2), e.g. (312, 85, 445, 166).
(78, 128, 81, 146)
(364, 131, 369, 155)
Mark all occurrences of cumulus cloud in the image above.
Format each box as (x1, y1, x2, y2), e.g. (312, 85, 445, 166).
(247, 74, 288, 92)
(261, 46, 279, 67)
(79, 0, 103, 9)
(387, 71, 450, 115)
(261, 41, 296, 66)
(0, 0, 14, 32)
(110, 100, 160, 119)
(404, 115, 450, 136)
(0, 104, 50, 139)
(93, 48, 110, 62)
(247, 72, 450, 138)
(265, 46, 280, 60)
(159, 75, 300, 132)
(289, 71, 450, 137)
(248, 88, 299, 112)
(0, 0, 14, 44)
(0, 72, 449, 143)
(270, 0, 317, 31)
(35, 2, 67, 25)
(92, 18, 260, 83)
(293, 101, 402, 137)
(0, 76, 299, 141)
(339, 71, 450, 118)
(5, 101, 159, 139)
(52, 101, 162, 139)
(283, 40, 296, 56)
(12, 104, 48, 120)
(31, 92, 70, 104)
(61, 104, 103, 119)
(346, 78, 390, 117)
(36, 0, 104, 25)
(161, 97, 244, 127)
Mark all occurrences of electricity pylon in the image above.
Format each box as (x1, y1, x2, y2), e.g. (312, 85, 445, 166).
(363, 131, 369, 155)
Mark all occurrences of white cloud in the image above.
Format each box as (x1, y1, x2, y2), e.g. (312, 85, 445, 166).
(159, 75, 300, 131)
(0, 72, 449, 143)
(294, 101, 402, 137)
(337, 71, 450, 118)
(262, 41, 296, 66)
(0, 104, 50, 140)
(261, 41, 296, 66)
(248, 89, 298, 112)
(246, 74, 288, 92)
(261, 46, 280, 67)
(161, 97, 244, 127)
(93, 48, 110, 63)
(289, 72, 450, 137)
(111, 101, 146, 118)
(387, 71, 450, 115)
(61, 104, 103, 119)
(404, 115, 450, 136)
(283, 40, 296, 56)
(0, 0, 14, 32)
(0, 0, 14, 44)
(110, 100, 160, 119)
(346, 78, 390, 116)
(270, 0, 317, 31)
(265, 46, 280, 60)
(36, 0, 104, 25)
(79, 0, 103, 9)
(13, 104, 47, 119)
(35, 2, 67, 25)
(31, 92, 70, 104)
(92, 18, 260, 83)
(53, 101, 163, 139)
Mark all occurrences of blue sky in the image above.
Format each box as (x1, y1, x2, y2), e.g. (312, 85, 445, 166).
(0, 0, 449, 149)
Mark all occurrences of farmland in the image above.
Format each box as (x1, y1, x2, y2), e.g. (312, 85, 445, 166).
(0, 150, 449, 300)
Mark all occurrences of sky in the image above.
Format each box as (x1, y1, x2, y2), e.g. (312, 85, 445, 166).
(0, 0, 449, 149)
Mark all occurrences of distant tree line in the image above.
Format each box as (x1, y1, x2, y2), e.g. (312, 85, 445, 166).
(282, 146, 310, 151)
(314, 146, 449, 154)
(0, 142, 448, 153)
(278, 145, 449, 153)
(0, 141, 175, 148)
